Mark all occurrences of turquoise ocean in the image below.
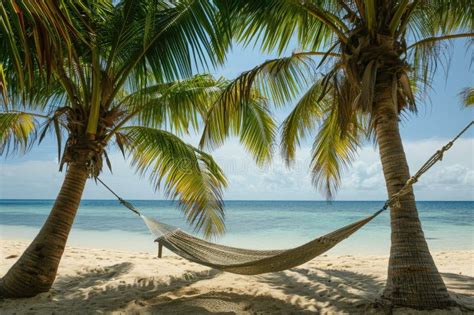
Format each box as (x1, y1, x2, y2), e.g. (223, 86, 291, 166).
(0, 200, 472, 256)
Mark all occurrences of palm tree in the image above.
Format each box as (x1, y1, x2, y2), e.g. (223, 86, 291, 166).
(0, 0, 264, 298)
(200, 0, 473, 309)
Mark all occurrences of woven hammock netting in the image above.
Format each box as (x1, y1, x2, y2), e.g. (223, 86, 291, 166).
(141, 210, 382, 275)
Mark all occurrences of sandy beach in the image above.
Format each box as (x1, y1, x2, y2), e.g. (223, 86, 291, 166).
(1, 0, 473, 313)
(1, 239, 472, 314)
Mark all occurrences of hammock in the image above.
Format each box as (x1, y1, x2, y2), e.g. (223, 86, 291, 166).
(139, 209, 383, 275)
(97, 121, 472, 275)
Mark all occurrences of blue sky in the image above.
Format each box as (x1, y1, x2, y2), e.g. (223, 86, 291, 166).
(1, 40, 473, 201)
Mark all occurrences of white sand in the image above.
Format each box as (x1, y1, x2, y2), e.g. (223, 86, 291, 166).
(0, 239, 472, 314)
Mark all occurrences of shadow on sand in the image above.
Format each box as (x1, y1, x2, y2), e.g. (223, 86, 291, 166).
(441, 272, 474, 310)
(258, 267, 386, 314)
(4, 264, 386, 314)
(1, 263, 473, 314)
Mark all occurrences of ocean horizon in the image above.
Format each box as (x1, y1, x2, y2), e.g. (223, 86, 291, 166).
(1, 199, 472, 256)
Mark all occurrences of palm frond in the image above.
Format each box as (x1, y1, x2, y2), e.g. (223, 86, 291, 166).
(37, 108, 69, 163)
(406, 33, 473, 90)
(310, 107, 362, 199)
(407, 0, 473, 37)
(0, 112, 39, 155)
(0, 64, 7, 106)
(5, 72, 69, 113)
(122, 126, 227, 237)
(200, 88, 277, 166)
(218, 53, 317, 108)
(111, 0, 231, 91)
(228, 0, 341, 53)
(460, 87, 474, 107)
(281, 79, 328, 165)
(389, 0, 410, 35)
(363, 0, 376, 33)
(235, 98, 276, 165)
(0, 0, 87, 95)
(406, 34, 465, 93)
(121, 75, 225, 134)
(408, 33, 474, 50)
(402, 3, 473, 101)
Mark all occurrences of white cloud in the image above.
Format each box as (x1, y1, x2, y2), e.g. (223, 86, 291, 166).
(1, 138, 473, 201)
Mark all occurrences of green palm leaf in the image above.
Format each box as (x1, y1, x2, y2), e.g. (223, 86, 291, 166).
(218, 53, 316, 108)
(281, 79, 328, 165)
(229, 0, 341, 53)
(310, 108, 362, 199)
(0, 0, 87, 96)
(121, 75, 226, 133)
(0, 112, 38, 155)
(122, 126, 227, 237)
(235, 98, 277, 165)
(407, 33, 473, 91)
(111, 0, 231, 88)
(407, 0, 473, 37)
(460, 87, 474, 107)
(200, 88, 277, 166)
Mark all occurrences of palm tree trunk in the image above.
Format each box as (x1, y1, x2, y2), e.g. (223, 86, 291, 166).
(374, 86, 454, 309)
(0, 163, 89, 298)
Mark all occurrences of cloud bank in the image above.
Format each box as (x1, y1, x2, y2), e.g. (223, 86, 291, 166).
(1, 138, 472, 201)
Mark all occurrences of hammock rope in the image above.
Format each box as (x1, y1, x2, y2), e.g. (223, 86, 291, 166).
(385, 120, 473, 208)
(96, 120, 473, 275)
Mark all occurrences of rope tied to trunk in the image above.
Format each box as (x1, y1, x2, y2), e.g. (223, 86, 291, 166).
(96, 177, 141, 216)
(387, 120, 473, 208)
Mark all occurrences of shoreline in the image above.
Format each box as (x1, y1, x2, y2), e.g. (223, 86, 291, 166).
(2, 200, 472, 258)
(2, 221, 474, 257)
(1, 239, 473, 314)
